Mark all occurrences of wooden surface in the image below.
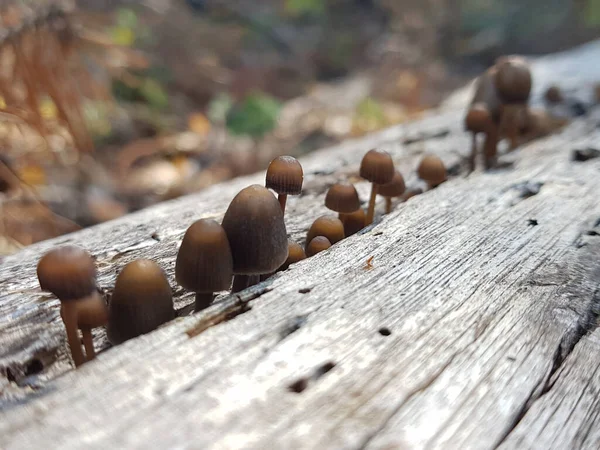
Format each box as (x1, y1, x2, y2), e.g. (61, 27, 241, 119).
(2, 51, 600, 448)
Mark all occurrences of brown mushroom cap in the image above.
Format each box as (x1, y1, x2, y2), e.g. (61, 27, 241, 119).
(265, 156, 303, 195)
(222, 184, 288, 275)
(465, 103, 491, 134)
(107, 259, 174, 345)
(417, 155, 447, 186)
(306, 236, 332, 257)
(279, 241, 307, 271)
(341, 209, 366, 237)
(545, 85, 563, 104)
(378, 171, 406, 198)
(494, 56, 532, 104)
(176, 219, 233, 293)
(306, 215, 345, 249)
(325, 182, 360, 213)
(37, 245, 97, 301)
(359, 149, 395, 185)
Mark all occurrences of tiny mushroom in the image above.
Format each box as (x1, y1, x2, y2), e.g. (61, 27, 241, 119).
(360, 149, 395, 225)
(544, 85, 563, 104)
(325, 182, 361, 220)
(222, 184, 288, 292)
(108, 259, 174, 345)
(417, 154, 447, 189)
(265, 156, 303, 215)
(378, 170, 406, 214)
(494, 56, 532, 149)
(279, 241, 307, 272)
(306, 236, 332, 257)
(341, 208, 366, 237)
(176, 219, 233, 311)
(37, 245, 107, 367)
(305, 215, 345, 251)
(464, 103, 492, 171)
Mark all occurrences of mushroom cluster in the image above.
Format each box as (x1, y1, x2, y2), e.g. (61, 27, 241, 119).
(465, 56, 533, 170)
(36, 148, 449, 368)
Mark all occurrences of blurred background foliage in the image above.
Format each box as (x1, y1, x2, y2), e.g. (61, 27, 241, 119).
(0, 0, 599, 254)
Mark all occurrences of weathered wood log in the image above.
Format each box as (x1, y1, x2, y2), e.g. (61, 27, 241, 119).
(2, 47, 600, 449)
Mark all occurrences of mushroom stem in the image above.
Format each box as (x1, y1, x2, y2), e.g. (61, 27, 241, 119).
(366, 183, 378, 225)
(61, 304, 85, 367)
(247, 275, 260, 288)
(81, 328, 95, 361)
(500, 105, 519, 150)
(385, 197, 392, 214)
(194, 292, 213, 312)
(278, 194, 287, 214)
(232, 275, 250, 293)
(483, 125, 499, 170)
(469, 133, 477, 172)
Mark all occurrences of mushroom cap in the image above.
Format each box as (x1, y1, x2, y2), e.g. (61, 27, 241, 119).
(341, 209, 366, 237)
(222, 184, 288, 275)
(378, 171, 406, 198)
(306, 236, 332, 257)
(325, 182, 361, 213)
(279, 241, 307, 271)
(417, 155, 447, 186)
(107, 259, 174, 345)
(306, 215, 345, 250)
(359, 149, 395, 185)
(175, 219, 233, 292)
(265, 156, 303, 195)
(545, 85, 563, 104)
(37, 245, 97, 301)
(465, 103, 491, 133)
(494, 56, 532, 104)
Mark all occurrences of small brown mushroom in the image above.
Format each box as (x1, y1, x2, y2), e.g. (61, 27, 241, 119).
(325, 182, 361, 220)
(37, 245, 107, 367)
(340, 208, 366, 237)
(108, 259, 174, 345)
(417, 155, 447, 189)
(544, 85, 563, 104)
(265, 156, 303, 214)
(306, 236, 332, 257)
(279, 241, 307, 271)
(222, 184, 288, 292)
(176, 219, 233, 311)
(360, 149, 395, 225)
(464, 103, 492, 171)
(305, 215, 345, 251)
(378, 171, 406, 214)
(494, 56, 532, 150)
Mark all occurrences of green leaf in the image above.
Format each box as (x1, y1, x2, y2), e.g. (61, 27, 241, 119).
(285, 0, 325, 17)
(116, 8, 138, 29)
(584, 0, 600, 27)
(139, 79, 169, 111)
(226, 92, 281, 137)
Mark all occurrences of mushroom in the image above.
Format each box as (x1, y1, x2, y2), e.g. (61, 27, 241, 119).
(464, 103, 492, 171)
(470, 67, 503, 169)
(360, 149, 395, 225)
(108, 259, 174, 345)
(176, 219, 233, 311)
(222, 184, 288, 292)
(325, 182, 361, 220)
(494, 56, 532, 150)
(305, 215, 345, 251)
(279, 241, 307, 271)
(265, 156, 303, 214)
(544, 85, 563, 104)
(417, 155, 447, 189)
(306, 236, 332, 257)
(37, 245, 107, 367)
(341, 208, 366, 237)
(378, 170, 406, 214)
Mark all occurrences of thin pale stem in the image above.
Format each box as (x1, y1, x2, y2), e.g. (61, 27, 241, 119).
(278, 194, 287, 214)
(61, 304, 85, 367)
(232, 275, 249, 293)
(469, 132, 477, 172)
(385, 197, 392, 214)
(81, 328, 95, 361)
(366, 183, 378, 225)
(195, 292, 214, 312)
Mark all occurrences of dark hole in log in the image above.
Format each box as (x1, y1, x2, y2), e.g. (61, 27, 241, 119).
(288, 378, 308, 393)
(378, 327, 392, 336)
(299, 288, 311, 294)
(25, 359, 43, 376)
